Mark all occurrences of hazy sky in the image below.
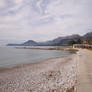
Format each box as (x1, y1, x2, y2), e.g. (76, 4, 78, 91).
(0, 0, 92, 44)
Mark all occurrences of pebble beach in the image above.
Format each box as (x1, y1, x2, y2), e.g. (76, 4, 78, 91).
(0, 55, 77, 92)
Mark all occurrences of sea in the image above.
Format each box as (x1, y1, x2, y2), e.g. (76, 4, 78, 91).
(0, 46, 71, 68)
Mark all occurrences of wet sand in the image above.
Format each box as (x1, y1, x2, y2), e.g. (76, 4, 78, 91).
(0, 55, 77, 92)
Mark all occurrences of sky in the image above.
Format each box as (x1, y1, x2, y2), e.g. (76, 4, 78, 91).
(0, 0, 92, 45)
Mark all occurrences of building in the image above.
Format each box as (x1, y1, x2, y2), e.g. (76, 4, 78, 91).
(73, 44, 92, 48)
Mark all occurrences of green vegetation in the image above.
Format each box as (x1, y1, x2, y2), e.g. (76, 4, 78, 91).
(88, 48, 92, 51)
(68, 39, 82, 46)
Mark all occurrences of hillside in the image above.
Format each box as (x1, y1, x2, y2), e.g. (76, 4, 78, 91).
(7, 32, 92, 46)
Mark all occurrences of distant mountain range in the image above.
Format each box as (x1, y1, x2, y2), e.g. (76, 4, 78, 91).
(7, 32, 92, 46)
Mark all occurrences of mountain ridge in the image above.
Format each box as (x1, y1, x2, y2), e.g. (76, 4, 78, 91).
(7, 32, 92, 46)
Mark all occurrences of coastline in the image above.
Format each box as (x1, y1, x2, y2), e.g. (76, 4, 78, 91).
(0, 56, 67, 73)
(15, 46, 78, 54)
(0, 54, 77, 92)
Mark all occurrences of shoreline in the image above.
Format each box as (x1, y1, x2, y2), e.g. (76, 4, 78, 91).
(0, 46, 78, 71)
(0, 54, 77, 92)
(15, 46, 78, 53)
(0, 56, 67, 73)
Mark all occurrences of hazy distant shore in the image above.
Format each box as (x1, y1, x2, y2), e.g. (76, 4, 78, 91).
(0, 53, 77, 92)
(15, 46, 78, 53)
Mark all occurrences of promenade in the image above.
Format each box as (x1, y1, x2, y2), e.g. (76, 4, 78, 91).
(77, 49, 92, 92)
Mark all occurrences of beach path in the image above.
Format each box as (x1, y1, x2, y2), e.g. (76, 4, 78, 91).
(77, 49, 92, 92)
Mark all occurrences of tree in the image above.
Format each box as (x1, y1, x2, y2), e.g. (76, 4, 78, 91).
(68, 39, 82, 46)
(68, 40, 76, 46)
(76, 39, 82, 44)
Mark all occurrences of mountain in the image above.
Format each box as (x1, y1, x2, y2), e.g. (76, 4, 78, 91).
(7, 40, 38, 46)
(47, 34, 81, 46)
(7, 32, 92, 46)
(21, 40, 38, 46)
(82, 32, 92, 41)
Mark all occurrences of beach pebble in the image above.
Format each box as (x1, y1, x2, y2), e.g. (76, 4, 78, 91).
(0, 55, 77, 92)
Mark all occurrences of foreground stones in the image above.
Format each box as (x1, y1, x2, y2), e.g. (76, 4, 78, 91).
(0, 55, 77, 92)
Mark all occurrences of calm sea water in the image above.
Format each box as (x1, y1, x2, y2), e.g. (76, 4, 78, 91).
(0, 47, 71, 68)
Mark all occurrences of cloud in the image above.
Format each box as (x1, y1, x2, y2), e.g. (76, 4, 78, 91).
(0, 0, 92, 45)
(0, 0, 6, 8)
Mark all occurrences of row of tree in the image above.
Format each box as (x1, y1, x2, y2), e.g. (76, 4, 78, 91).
(68, 39, 92, 46)
(68, 39, 82, 46)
